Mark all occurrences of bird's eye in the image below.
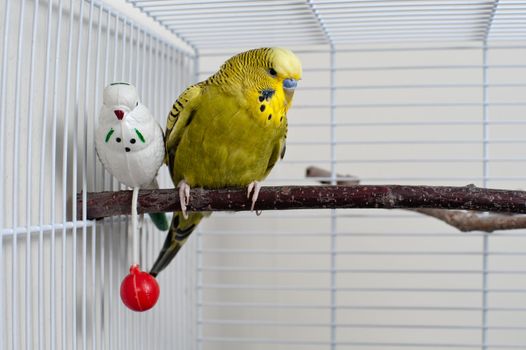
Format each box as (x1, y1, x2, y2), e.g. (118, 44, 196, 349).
(136, 101, 139, 107)
(268, 68, 277, 77)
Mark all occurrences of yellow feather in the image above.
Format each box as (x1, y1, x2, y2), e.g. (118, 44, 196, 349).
(150, 47, 302, 276)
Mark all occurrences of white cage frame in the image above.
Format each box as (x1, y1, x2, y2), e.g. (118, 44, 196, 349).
(2, 0, 526, 349)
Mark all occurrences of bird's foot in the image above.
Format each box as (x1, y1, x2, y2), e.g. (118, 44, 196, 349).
(247, 181, 262, 213)
(178, 180, 191, 219)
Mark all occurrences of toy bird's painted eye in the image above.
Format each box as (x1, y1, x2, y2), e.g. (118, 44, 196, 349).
(268, 68, 277, 77)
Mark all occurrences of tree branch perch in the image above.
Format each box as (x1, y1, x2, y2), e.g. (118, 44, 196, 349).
(78, 185, 526, 220)
(306, 166, 526, 233)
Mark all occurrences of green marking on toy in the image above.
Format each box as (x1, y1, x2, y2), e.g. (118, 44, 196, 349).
(135, 128, 145, 143)
(110, 82, 130, 86)
(105, 128, 114, 143)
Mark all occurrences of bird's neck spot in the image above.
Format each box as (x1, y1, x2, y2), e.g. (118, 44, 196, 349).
(259, 89, 275, 102)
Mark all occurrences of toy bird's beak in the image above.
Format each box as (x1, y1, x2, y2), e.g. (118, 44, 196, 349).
(114, 109, 125, 120)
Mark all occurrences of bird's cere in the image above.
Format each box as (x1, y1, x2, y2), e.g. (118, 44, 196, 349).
(283, 78, 297, 90)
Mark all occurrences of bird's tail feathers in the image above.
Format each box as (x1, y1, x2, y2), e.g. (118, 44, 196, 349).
(149, 212, 203, 277)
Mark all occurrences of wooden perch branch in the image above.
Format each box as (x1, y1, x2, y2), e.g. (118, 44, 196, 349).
(410, 208, 526, 233)
(306, 166, 526, 233)
(79, 184, 526, 220)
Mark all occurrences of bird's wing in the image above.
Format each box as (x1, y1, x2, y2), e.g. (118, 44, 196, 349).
(264, 131, 287, 177)
(165, 83, 204, 157)
(263, 101, 288, 177)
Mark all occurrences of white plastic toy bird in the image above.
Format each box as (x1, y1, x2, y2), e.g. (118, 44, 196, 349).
(96, 82, 166, 311)
(96, 82, 165, 190)
(96, 81, 168, 227)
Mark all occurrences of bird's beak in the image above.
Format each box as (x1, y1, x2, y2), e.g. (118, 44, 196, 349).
(114, 109, 125, 120)
(283, 78, 298, 100)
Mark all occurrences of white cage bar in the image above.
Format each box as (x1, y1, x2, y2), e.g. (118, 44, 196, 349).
(2, 0, 526, 349)
(0, 1, 197, 349)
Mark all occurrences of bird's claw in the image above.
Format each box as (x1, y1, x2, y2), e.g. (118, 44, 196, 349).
(178, 180, 191, 219)
(247, 181, 262, 213)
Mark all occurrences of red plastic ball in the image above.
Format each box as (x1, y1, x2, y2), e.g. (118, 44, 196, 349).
(120, 264, 160, 312)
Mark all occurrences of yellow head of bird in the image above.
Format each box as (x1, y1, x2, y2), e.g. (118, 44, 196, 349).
(217, 47, 302, 104)
(266, 47, 302, 101)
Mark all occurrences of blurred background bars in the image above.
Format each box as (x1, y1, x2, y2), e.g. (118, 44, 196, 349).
(1, 0, 526, 349)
